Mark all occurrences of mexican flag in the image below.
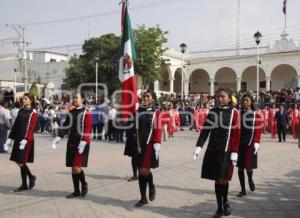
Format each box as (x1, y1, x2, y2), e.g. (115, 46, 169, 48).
(283, 0, 287, 15)
(119, 0, 138, 116)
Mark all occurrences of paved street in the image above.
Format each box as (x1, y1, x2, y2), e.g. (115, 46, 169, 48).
(0, 131, 299, 218)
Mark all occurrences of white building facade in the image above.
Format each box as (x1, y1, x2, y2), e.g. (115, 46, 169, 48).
(0, 51, 69, 93)
(155, 32, 300, 96)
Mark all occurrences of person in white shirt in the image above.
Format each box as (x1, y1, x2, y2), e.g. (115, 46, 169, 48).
(106, 105, 117, 141)
(0, 101, 11, 153)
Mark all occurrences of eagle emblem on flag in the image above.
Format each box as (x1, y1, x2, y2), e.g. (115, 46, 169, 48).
(122, 53, 132, 74)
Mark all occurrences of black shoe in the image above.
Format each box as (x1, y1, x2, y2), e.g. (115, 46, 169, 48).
(134, 199, 148, 207)
(81, 183, 88, 197)
(66, 192, 81, 198)
(29, 176, 36, 189)
(223, 202, 231, 216)
(212, 208, 223, 218)
(14, 185, 28, 192)
(149, 185, 156, 201)
(237, 190, 246, 197)
(127, 176, 137, 182)
(278, 140, 282, 142)
(249, 180, 255, 191)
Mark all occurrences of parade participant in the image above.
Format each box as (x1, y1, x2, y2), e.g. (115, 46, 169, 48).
(198, 103, 210, 133)
(193, 106, 201, 132)
(193, 88, 240, 217)
(236, 94, 263, 197)
(269, 104, 278, 138)
(52, 92, 92, 198)
(275, 105, 289, 142)
(129, 90, 162, 207)
(167, 103, 176, 137)
(160, 103, 170, 141)
(4, 93, 38, 192)
(290, 104, 299, 139)
(262, 105, 269, 133)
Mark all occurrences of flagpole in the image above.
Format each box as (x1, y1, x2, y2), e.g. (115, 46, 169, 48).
(285, 13, 287, 31)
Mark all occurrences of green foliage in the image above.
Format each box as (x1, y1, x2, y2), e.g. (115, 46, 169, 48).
(64, 34, 121, 94)
(133, 25, 168, 86)
(64, 26, 168, 94)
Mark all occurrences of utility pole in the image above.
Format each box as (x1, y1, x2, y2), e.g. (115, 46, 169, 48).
(236, 0, 240, 56)
(7, 24, 30, 92)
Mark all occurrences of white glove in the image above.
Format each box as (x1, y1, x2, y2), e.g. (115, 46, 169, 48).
(154, 143, 161, 160)
(231, 152, 238, 167)
(19, 139, 27, 150)
(78, 140, 87, 154)
(3, 138, 12, 151)
(254, 143, 260, 155)
(193, 147, 202, 161)
(52, 136, 61, 149)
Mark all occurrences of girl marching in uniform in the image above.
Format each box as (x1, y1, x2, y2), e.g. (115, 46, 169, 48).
(130, 90, 162, 207)
(52, 92, 92, 198)
(4, 93, 38, 192)
(193, 88, 240, 217)
(236, 94, 263, 197)
(261, 105, 269, 134)
(269, 104, 278, 138)
(290, 104, 299, 139)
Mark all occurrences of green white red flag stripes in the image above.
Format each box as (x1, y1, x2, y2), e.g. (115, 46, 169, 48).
(119, 0, 138, 115)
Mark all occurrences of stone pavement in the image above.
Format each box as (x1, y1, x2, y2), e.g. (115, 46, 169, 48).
(0, 131, 299, 218)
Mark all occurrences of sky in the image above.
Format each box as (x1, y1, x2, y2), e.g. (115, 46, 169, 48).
(0, 0, 299, 54)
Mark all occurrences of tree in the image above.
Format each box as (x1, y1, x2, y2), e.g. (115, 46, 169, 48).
(64, 26, 169, 93)
(133, 25, 168, 87)
(64, 34, 121, 94)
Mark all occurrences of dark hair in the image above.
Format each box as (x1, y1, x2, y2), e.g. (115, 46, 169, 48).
(241, 93, 256, 111)
(23, 93, 36, 109)
(143, 89, 157, 101)
(14, 101, 21, 109)
(216, 88, 233, 107)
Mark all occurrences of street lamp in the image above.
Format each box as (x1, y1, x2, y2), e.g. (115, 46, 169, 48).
(95, 55, 99, 104)
(13, 66, 17, 102)
(253, 31, 262, 101)
(179, 43, 187, 99)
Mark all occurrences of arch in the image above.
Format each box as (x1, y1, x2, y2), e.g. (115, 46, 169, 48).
(270, 62, 298, 76)
(240, 64, 268, 77)
(173, 68, 183, 93)
(241, 66, 266, 92)
(270, 64, 298, 90)
(189, 69, 210, 93)
(159, 66, 171, 92)
(212, 65, 238, 79)
(214, 67, 237, 91)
